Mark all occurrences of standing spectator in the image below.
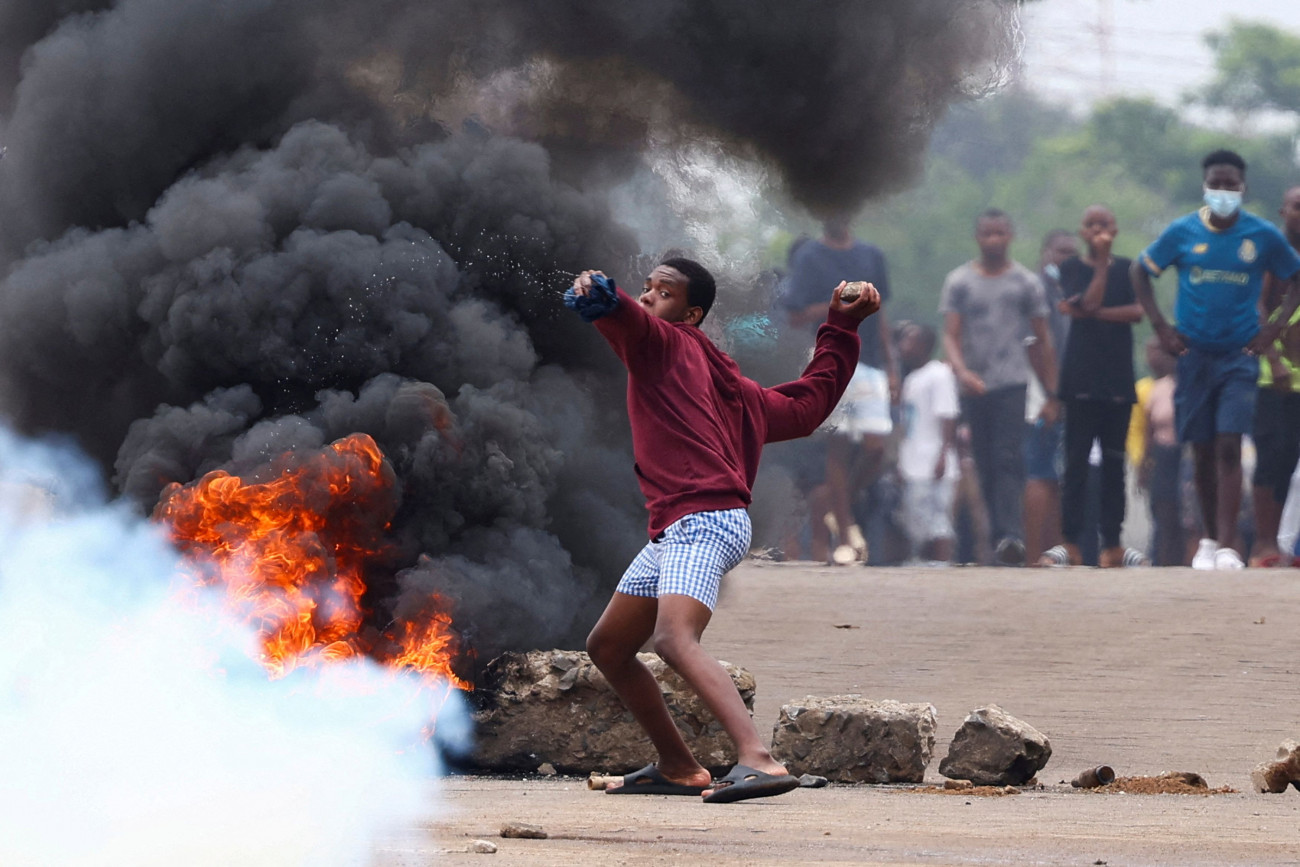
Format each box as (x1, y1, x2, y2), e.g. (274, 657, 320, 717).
(897, 323, 959, 563)
(1136, 337, 1187, 566)
(775, 215, 898, 562)
(1132, 150, 1300, 569)
(1251, 185, 1300, 567)
(940, 208, 1060, 565)
(1025, 229, 1078, 565)
(1042, 206, 1143, 566)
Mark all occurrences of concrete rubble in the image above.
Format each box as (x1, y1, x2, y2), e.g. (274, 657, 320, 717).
(769, 695, 937, 783)
(939, 704, 1052, 786)
(1251, 739, 1300, 794)
(469, 649, 753, 774)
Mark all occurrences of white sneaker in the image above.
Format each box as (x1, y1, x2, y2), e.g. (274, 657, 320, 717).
(1213, 547, 1244, 570)
(1191, 538, 1218, 570)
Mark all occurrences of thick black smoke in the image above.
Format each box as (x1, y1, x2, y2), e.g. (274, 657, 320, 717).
(0, 0, 1019, 662)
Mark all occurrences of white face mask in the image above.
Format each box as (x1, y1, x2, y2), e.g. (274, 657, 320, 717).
(1043, 263, 1060, 282)
(1203, 186, 1243, 218)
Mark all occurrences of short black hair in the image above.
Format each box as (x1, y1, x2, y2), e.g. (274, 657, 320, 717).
(976, 207, 1013, 231)
(660, 257, 716, 322)
(1203, 149, 1247, 176)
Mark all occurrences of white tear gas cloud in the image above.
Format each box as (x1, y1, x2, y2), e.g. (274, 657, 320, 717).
(0, 0, 1021, 658)
(0, 428, 458, 866)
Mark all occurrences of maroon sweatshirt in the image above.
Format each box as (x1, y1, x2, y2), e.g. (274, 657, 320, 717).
(594, 289, 861, 538)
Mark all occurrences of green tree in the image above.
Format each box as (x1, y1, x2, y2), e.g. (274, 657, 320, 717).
(1200, 20, 1300, 117)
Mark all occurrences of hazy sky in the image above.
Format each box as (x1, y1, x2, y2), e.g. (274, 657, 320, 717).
(1021, 0, 1300, 110)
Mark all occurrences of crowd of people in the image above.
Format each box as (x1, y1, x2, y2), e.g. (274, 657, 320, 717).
(767, 149, 1300, 570)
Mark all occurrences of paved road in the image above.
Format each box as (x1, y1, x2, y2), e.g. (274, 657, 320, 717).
(378, 562, 1300, 865)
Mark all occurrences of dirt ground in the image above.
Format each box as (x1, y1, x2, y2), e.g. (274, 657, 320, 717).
(375, 562, 1300, 866)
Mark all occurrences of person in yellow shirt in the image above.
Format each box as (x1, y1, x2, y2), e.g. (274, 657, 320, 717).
(1251, 186, 1300, 567)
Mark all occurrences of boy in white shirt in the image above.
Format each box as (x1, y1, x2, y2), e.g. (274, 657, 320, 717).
(897, 323, 960, 562)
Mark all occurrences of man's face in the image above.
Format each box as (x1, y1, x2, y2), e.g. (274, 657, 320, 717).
(1204, 164, 1245, 192)
(1078, 207, 1117, 249)
(976, 217, 1013, 259)
(1281, 189, 1300, 237)
(639, 265, 701, 324)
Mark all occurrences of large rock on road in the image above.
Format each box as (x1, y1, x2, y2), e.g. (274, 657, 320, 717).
(770, 695, 937, 783)
(469, 649, 753, 775)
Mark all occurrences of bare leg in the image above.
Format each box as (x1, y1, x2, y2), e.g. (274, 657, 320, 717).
(807, 483, 832, 563)
(1192, 442, 1219, 541)
(649, 594, 787, 792)
(586, 593, 710, 789)
(824, 435, 856, 556)
(1215, 433, 1243, 552)
(1252, 484, 1283, 563)
(852, 434, 887, 494)
(924, 536, 954, 562)
(957, 459, 993, 565)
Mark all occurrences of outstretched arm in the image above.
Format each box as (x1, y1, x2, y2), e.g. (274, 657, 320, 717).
(763, 282, 879, 442)
(566, 269, 667, 368)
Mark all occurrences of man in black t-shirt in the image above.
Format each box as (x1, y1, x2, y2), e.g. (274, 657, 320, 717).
(1051, 205, 1143, 567)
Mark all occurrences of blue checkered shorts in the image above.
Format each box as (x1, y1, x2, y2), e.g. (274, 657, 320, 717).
(616, 509, 752, 611)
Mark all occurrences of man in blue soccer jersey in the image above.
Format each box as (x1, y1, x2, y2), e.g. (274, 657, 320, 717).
(1132, 150, 1300, 570)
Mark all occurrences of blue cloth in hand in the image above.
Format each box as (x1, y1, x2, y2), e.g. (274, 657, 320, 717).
(564, 273, 620, 322)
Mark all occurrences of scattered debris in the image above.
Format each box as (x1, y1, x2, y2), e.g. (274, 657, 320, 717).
(749, 547, 785, 561)
(798, 773, 829, 788)
(832, 624, 859, 629)
(944, 779, 973, 791)
(469, 840, 498, 854)
(1083, 772, 1234, 795)
(500, 822, 548, 839)
(910, 784, 1019, 797)
(1071, 765, 1116, 789)
(537, 762, 557, 776)
(587, 773, 623, 791)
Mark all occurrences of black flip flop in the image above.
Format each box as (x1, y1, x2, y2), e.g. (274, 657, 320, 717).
(702, 764, 800, 804)
(606, 763, 708, 796)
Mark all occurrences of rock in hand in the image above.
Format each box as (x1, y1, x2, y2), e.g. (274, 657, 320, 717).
(841, 281, 869, 302)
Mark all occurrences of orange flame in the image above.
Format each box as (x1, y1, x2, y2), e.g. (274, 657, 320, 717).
(155, 433, 469, 692)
